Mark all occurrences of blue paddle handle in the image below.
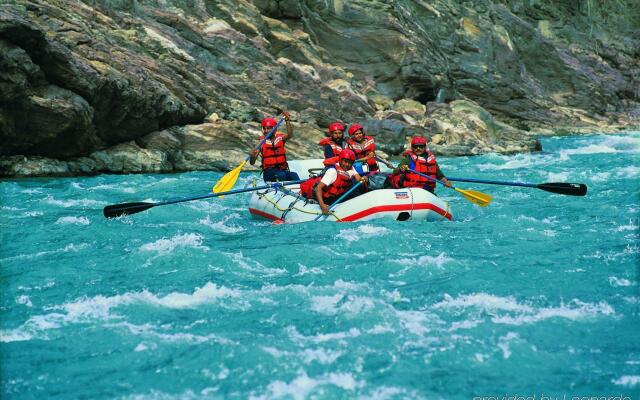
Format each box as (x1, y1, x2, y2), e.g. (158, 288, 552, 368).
(409, 169, 451, 188)
(314, 181, 363, 221)
(447, 177, 537, 188)
(245, 117, 285, 162)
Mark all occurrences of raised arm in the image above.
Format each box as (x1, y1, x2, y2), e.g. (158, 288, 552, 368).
(282, 111, 293, 140)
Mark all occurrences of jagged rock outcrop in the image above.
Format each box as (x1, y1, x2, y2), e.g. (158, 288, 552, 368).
(0, 0, 638, 176)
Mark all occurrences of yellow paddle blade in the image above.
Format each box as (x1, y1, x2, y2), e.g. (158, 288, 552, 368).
(454, 188, 492, 207)
(212, 161, 246, 194)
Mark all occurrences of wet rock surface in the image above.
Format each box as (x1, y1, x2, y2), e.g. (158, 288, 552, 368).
(1, 0, 638, 176)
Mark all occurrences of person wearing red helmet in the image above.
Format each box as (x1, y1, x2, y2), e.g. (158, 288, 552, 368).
(346, 123, 379, 172)
(318, 121, 345, 166)
(299, 149, 367, 214)
(389, 135, 451, 193)
(250, 111, 300, 182)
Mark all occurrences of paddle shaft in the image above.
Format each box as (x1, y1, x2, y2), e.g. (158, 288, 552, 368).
(314, 181, 363, 221)
(407, 169, 450, 189)
(104, 179, 307, 218)
(447, 177, 587, 196)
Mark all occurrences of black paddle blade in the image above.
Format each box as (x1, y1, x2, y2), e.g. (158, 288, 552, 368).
(537, 183, 587, 196)
(103, 202, 155, 218)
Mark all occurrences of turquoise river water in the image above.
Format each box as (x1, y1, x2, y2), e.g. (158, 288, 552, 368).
(1, 133, 639, 399)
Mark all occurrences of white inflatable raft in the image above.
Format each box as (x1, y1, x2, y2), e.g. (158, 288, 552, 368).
(247, 160, 453, 223)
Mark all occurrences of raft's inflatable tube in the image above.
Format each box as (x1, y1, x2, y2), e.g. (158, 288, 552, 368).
(247, 159, 453, 223)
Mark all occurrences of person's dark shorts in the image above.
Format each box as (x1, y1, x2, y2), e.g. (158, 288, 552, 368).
(263, 169, 300, 182)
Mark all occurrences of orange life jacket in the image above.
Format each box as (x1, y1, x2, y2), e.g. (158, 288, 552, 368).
(299, 164, 353, 200)
(260, 132, 288, 170)
(347, 136, 379, 171)
(319, 137, 343, 166)
(401, 150, 437, 190)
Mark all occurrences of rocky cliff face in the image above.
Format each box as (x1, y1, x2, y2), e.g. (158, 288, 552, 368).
(1, 0, 638, 176)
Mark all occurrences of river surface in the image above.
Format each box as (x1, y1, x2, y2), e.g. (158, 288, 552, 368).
(1, 133, 639, 399)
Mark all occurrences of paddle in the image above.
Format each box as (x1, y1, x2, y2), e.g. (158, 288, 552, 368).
(211, 116, 285, 194)
(313, 181, 364, 221)
(104, 179, 307, 218)
(375, 156, 491, 207)
(408, 169, 492, 207)
(446, 177, 587, 196)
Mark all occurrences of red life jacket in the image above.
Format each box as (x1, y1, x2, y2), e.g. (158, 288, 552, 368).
(401, 150, 437, 190)
(260, 132, 288, 170)
(319, 137, 343, 166)
(299, 176, 321, 199)
(347, 136, 379, 171)
(299, 164, 353, 200)
(323, 164, 353, 199)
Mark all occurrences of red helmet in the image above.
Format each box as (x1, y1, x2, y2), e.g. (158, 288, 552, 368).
(328, 122, 344, 134)
(339, 149, 356, 162)
(411, 136, 427, 146)
(261, 117, 278, 128)
(348, 124, 363, 136)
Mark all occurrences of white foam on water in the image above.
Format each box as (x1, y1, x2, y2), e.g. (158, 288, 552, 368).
(491, 300, 615, 325)
(302, 348, 344, 365)
(476, 154, 543, 171)
(393, 252, 452, 268)
(337, 224, 390, 242)
(286, 326, 361, 344)
(588, 172, 611, 182)
(560, 144, 618, 157)
(449, 319, 482, 331)
(612, 375, 640, 387)
(616, 165, 640, 177)
(434, 293, 534, 313)
(3, 283, 244, 343)
(310, 294, 343, 314)
(381, 289, 410, 303)
(45, 196, 106, 208)
(21, 189, 42, 194)
(1, 243, 90, 262)
(333, 279, 368, 291)
(364, 386, 415, 400)
(21, 211, 43, 217)
(614, 220, 638, 232)
(608, 277, 634, 287)
(55, 216, 90, 225)
(546, 171, 571, 182)
(198, 214, 244, 233)
(258, 370, 363, 400)
(294, 263, 325, 276)
(396, 310, 431, 336)
(310, 294, 374, 316)
(140, 233, 208, 254)
(16, 295, 32, 307)
(623, 296, 639, 304)
(134, 342, 159, 352)
(224, 251, 286, 276)
(0, 329, 34, 343)
(435, 293, 615, 325)
(366, 324, 395, 334)
(497, 332, 519, 359)
(542, 229, 557, 237)
(90, 184, 136, 193)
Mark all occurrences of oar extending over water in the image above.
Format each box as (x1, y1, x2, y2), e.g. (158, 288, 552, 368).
(446, 177, 587, 196)
(104, 179, 307, 218)
(211, 116, 285, 194)
(408, 169, 492, 207)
